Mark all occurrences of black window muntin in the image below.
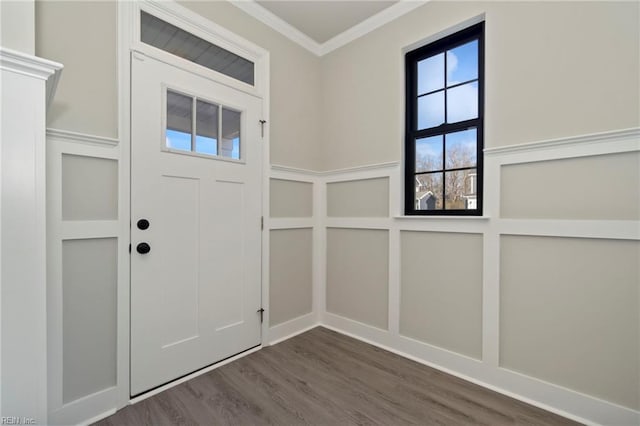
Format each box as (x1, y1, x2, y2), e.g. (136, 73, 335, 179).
(404, 22, 484, 216)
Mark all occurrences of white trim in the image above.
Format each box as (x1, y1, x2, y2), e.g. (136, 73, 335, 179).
(394, 215, 490, 220)
(49, 388, 118, 426)
(116, 0, 132, 413)
(0, 47, 63, 108)
(402, 13, 485, 54)
(0, 46, 62, 80)
(485, 127, 640, 157)
(46, 128, 119, 147)
(498, 219, 640, 241)
(321, 161, 399, 178)
(80, 408, 117, 426)
(271, 164, 323, 177)
(230, 1, 429, 57)
(269, 218, 314, 230)
(267, 313, 319, 346)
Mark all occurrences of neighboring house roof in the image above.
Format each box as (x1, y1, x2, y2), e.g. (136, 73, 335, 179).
(416, 191, 434, 200)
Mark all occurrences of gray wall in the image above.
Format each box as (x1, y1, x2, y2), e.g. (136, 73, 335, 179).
(36, 0, 117, 138)
(1, 0, 35, 54)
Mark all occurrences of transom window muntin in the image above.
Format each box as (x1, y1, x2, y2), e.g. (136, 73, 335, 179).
(165, 89, 241, 160)
(405, 22, 484, 215)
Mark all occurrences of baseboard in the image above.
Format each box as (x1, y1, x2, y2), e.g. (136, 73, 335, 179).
(80, 408, 117, 426)
(48, 387, 118, 426)
(321, 313, 639, 426)
(267, 312, 319, 345)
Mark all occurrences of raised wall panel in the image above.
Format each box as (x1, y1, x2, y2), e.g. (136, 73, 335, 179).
(326, 228, 389, 329)
(500, 235, 639, 410)
(501, 152, 640, 220)
(400, 231, 483, 359)
(270, 178, 313, 218)
(62, 154, 118, 221)
(62, 238, 117, 403)
(327, 177, 389, 217)
(269, 228, 313, 326)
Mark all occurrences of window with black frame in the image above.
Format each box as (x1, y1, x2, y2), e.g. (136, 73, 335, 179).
(405, 22, 484, 215)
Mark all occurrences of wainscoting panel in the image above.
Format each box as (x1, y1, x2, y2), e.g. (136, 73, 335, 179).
(270, 178, 313, 218)
(47, 129, 124, 425)
(400, 231, 483, 360)
(269, 228, 314, 326)
(326, 228, 390, 330)
(327, 177, 389, 217)
(500, 235, 639, 410)
(501, 151, 640, 220)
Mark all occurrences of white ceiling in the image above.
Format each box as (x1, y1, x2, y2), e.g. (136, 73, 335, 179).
(256, 1, 398, 44)
(231, 1, 426, 56)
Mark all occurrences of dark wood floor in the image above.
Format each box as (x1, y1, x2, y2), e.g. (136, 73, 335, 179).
(96, 327, 579, 426)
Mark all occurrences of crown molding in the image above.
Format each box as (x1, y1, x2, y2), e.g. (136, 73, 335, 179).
(230, 1, 322, 55)
(319, 0, 428, 56)
(229, 0, 429, 57)
(0, 47, 63, 108)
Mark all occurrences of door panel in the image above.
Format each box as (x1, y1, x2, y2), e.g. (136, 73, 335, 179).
(130, 52, 262, 396)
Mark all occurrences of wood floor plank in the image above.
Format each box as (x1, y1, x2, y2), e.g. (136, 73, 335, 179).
(94, 327, 580, 426)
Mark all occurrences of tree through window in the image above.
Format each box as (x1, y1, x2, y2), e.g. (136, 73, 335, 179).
(405, 22, 484, 215)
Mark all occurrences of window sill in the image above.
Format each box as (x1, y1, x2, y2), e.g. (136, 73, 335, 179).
(394, 215, 490, 220)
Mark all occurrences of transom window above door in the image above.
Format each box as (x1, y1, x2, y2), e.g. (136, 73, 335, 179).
(165, 89, 241, 160)
(140, 11, 255, 86)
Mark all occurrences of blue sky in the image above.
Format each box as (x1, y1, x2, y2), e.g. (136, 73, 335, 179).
(417, 40, 479, 129)
(166, 130, 240, 159)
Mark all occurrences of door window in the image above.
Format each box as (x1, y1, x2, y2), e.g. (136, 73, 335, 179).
(165, 89, 241, 160)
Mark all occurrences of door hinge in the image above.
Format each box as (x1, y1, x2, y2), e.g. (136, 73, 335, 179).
(257, 308, 265, 323)
(259, 120, 267, 138)
(128, 243, 131, 254)
(261, 216, 264, 230)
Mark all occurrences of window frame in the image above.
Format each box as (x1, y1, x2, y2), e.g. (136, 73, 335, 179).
(404, 22, 485, 216)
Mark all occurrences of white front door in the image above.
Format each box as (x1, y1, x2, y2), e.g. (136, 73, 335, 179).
(130, 52, 263, 396)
